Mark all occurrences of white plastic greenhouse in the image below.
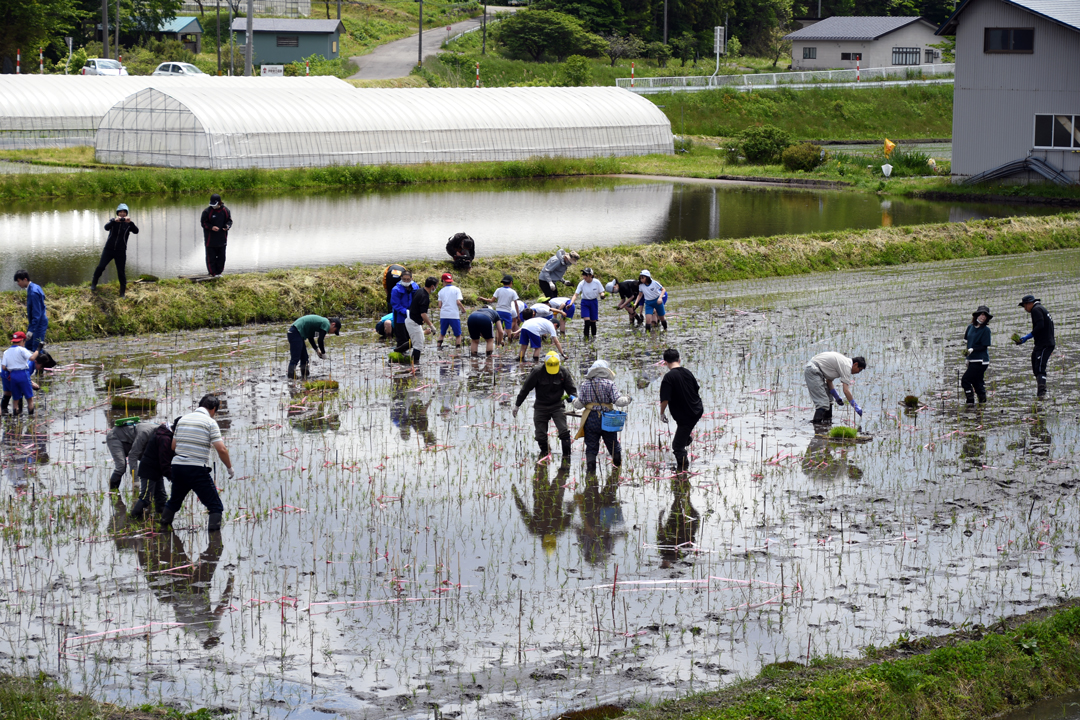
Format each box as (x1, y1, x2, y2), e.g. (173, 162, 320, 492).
(94, 86, 674, 168)
(0, 75, 350, 149)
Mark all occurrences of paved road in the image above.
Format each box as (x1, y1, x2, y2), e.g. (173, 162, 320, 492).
(349, 9, 513, 80)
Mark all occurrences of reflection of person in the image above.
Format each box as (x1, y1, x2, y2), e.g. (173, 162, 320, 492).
(161, 395, 234, 533)
(479, 275, 519, 334)
(14, 270, 47, 354)
(633, 270, 667, 333)
(390, 269, 418, 353)
(609, 278, 644, 326)
(538, 249, 578, 298)
(445, 232, 475, 270)
(375, 313, 394, 339)
(287, 314, 342, 380)
(92, 203, 139, 297)
(200, 193, 232, 277)
(467, 307, 503, 356)
(512, 463, 574, 554)
(390, 377, 436, 446)
(1015, 295, 1055, 399)
(436, 273, 466, 350)
(804, 351, 866, 426)
(570, 268, 606, 340)
(574, 468, 624, 565)
(513, 352, 577, 461)
(2, 332, 40, 417)
(2, 426, 46, 489)
(130, 419, 178, 518)
(573, 360, 630, 476)
(962, 305, 992, 405)
(105, 419, 157, 491)
(659, 348, 703, 474)
(657, 478, 699, 569)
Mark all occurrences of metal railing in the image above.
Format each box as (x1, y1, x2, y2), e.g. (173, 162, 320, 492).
(616, 63, 955, 93)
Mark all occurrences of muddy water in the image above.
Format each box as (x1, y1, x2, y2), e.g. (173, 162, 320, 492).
(0, 249, 1077, 719)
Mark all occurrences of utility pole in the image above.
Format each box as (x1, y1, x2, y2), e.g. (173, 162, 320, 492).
(217, 0, 222, 75)
(663, 0, 668, 44)
(115, 0, 120, 59)
(418, 0, 423, 66)
(101, 0, 110, 61)
(245, 0, 253, 76)
(229, 1, 235, 75)
(337, 0, 341, 19)
(482, 0, 487, 55)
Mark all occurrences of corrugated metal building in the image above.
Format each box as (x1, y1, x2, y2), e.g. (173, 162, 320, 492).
(230, 18, 343, 66)
(784, 17, 942, 70)
(939, 0, 1080, 182)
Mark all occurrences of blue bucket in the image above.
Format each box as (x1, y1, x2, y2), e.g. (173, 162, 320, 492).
(601, 410, 627, 432)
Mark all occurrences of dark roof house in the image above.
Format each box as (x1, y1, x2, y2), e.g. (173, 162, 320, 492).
(784, 16, 942, 69)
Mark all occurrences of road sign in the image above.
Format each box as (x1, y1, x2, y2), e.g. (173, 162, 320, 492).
(261, 64, 284, 76)
(714, 26, 725, 54)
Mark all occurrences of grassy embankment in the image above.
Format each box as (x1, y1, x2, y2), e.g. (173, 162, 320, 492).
(2, 213, 1077, 343)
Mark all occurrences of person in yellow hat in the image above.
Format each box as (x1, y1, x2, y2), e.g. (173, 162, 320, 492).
(513, 351, 577, 462)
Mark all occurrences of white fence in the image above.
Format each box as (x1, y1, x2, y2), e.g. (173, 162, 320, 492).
(616, 63, 955, 94)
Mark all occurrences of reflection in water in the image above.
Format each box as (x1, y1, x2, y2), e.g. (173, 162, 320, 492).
(961, 432, 987, 468)
(802, 436, 863, 481)
(513, 463, 575, 555)
(110, 501, 233, 648)
(657, 479, 700, 569)
(2, 422, 49, 489)
(390, 375, 436, 447)
(574, 469, 626, 565)
(0, 177, 1061, 286)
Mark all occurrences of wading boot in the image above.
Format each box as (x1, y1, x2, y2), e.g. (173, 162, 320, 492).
(612, 446, 622, 468)
(964, 391, 975, 406)
(0, 395, 8, 415)
(287, 362, 297, 380)
(585, 453, 597, 476)
(811, 407, 831, 426)
(1037, 379, 1047, 399)
(108, 470, 124, 491)
(158, 508, 175, 528)
(207, 513, 223, 532)
(976, 391, 987, 404)
(560, 433, 572, 460)
(537, 439, 550, 460)
(129, 498, 148, 518)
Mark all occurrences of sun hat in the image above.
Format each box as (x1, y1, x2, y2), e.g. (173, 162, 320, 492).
(971, 305, 993, 322)
(586, 359, 615, 380)
(605, 280, 616, 293)
(568, 251, 580, 261)
(544, 353, 561, 375)
(441, 273, 453, 283)
(1018, 294, 1038, 306)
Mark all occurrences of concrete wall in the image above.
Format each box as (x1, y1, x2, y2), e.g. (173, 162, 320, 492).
(952, 0, 1080, 180)
(234, 29, 341, 64)
(791, 22, 939, 69)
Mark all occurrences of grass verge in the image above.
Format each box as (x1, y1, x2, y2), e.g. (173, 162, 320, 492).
(0, 673, 163, 719)
(621, 599, 1080, 720)
(6, 213, 1079, 343)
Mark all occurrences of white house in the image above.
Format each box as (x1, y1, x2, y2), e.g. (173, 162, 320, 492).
(785, 16, 942, 70)
(938, 0, 1080, 183)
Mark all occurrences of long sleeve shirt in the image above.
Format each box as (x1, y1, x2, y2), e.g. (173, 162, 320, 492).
(200, 205, 232, 247)
(25, 282, 47, 340)
(103, 218, 139, 252)
(965, 324, 991, 364)
(539, 250, 571, 284)
(516, 365, 577, 411)
(1030, 303, 1055, 347)
(390, 282, 418, 324)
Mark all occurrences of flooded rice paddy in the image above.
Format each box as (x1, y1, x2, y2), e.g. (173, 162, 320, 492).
(1, 248, 1078, 719)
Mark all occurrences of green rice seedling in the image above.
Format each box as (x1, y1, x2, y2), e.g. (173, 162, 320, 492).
(829, 426, 858, 439)
(110, 396, 156, 411)
(303, 380, 340, 391)
(103, 375, 134, 390)
(1011, 332, 1022, 344)
(903, 395, 919, 409)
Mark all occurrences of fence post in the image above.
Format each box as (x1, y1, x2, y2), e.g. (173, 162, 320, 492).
(40, 47, 44, 74)
(856, 60, 860, 82)
(306, 60, 310, 76)
(16, 48, 19, 74)
(631, 61, 634, 88)
(475, 61, 479, 87)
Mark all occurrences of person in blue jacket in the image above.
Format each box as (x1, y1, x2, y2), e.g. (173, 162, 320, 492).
(962, 305, 991, 405)
(390, 269, 419, 353)
(375, 313, 394, 339)
(14, 270, 47, 356)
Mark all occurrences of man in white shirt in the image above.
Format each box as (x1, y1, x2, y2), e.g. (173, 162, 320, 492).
(479, 274, 520, 335)
(160, 395, 234, 532)
(570, 267, 606, 340)
(804, 352, 867, 426)
(436, 273, 466, 350)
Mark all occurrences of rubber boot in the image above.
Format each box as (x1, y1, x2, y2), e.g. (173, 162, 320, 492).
(129, 498, 148, 518)
(1037, 379, 1047, 398)
(158, 508, 176, 527)
(207, 513, 223, 532)
(811, 407, 831, 425)
(636, 313, 644, 326)
(412, 349, 421, 365)
(964, 391, 975, 405)
(612, 444, 622, 468)
(660, 318, 668, 331)
(674, 453, 689, 473)
(300, 362, 310, 379)
(108, 470, 124, 491)
(560, 433, 572, 460)
(585, 453, 597, 476)
(287, 362, 297, 379)
(976, 390, 986, 404)
(537, 439, 550, 459)
(0, 395, 8, 415)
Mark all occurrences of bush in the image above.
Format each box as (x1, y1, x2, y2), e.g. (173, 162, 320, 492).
(888, 148, 933, 176)
(285, 54, 357, 78)
(738, 124, 791, 164)
(781, 142, 826, 172)
(673, 136, 693, 154)
(557, 55, 590, 86)
(726, 36, 742, 57)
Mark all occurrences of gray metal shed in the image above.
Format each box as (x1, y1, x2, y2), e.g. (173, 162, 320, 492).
(784, 16, 941, 70)
(230, 18, 344, 66)
(938, 0, 1080, 183)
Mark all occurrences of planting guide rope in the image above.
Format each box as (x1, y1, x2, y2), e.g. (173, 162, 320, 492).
(0, 256, 1079, 718)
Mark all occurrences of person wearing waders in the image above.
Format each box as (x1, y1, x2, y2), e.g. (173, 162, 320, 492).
(287, 315, 342, 380)
(200, 194, 232, 277)
(1, 332, 39, 417)
(1015, 294, 1055, 398)
(130, 418, 178, 518)
(403, 277, 438, 365)
(14, 270, 47, 358)
(633, 270, 668, 333)
(571, 268, 606, 340)
(390, 269, 419, 354)
(513, 352, 578, 463)
(573, 359, 630, 475)
(92, 203, 139, 297)
(104, 418, 157, 491)
(608, 278, 645, 326)
(804, 351, 866, 426)
(445, 232, 476, 270)
(962, 305, 992, 405)
(161, 395, 234, 533)
(479, 275, 519, 337)
(538, 249, 579, 298)
(659, 348, 703, 473)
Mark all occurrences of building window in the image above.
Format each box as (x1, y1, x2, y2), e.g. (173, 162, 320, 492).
(839, 52, 862, 61)
(332, 40, 338, 53)
(803, 47, 816, 60)
(985, 28, 1034, 53)
(1034, 114, 1079, 148)
(892, 47, 920, 65)
(276, 35, 299, 47)
(924, 48, 938, 63)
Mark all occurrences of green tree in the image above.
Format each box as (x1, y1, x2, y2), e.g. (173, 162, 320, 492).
(494, 9, 606, 62)
(602, 31, 644, 66)
(536, 0, 626, 34)
(0, 0, 84, 71)
(670, 31, 697, 66)
(646, 40, 671, 67)
(557, 54, 591, 85)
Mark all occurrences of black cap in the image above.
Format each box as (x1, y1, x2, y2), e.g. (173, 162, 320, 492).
(329, 317, 342, 335)
(501, 274, 513, 284)
(210, 193, 221, 205)
(1018, 295, 1038, 306)
(582, 267, 594, 275)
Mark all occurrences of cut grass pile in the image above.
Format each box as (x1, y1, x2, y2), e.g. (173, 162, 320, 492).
(1, 213, 1077, 342)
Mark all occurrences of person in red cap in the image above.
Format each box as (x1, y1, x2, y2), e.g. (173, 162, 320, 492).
(2, 332, 40, 416)
(436, 272, 465, 351)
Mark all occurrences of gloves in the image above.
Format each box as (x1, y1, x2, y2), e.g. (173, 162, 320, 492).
(24, 331, 32, 343)
(614, 396, 631, 408)
(660, 413, 668, 424)
(965, 348, 973, 356)
(829, 388, 844, 406)
(564, 280, 574, 287)
(573, 398, 585, 410)
(1018, 333, 1032, 345)
(511, 405, 519, 418)
(566, 395, 577, 405)
(227, 466, 236, 479)
(851, 400, 863, 417)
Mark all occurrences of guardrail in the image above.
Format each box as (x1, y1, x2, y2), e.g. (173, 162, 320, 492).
(616, 63, 955, 93)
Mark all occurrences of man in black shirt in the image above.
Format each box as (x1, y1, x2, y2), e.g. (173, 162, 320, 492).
(659, 348, 703, 473)
(513, 352, 578, 461)
(93, 203, 139, 297)
(200, 194, 232, 277)
(403, 276, 438, 365)
(1016, 294, 1056, 398)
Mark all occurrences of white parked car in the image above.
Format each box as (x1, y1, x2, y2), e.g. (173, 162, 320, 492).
(81, 58, 128, 76)
(151, 62, 206, 76)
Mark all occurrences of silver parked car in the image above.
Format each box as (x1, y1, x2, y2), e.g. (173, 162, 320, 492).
(81, 58, 129, 76)
(151, 62, 206, 76)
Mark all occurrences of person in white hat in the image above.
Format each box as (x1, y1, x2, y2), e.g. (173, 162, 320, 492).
(633, 270, 668, 333)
